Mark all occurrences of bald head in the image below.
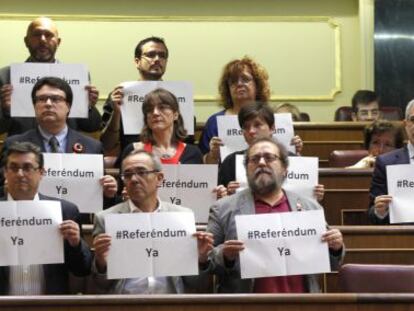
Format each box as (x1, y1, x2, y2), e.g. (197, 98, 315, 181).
(24, 17, 61, 62)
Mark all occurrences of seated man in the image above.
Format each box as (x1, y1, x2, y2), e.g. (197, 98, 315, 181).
(207, 137, 344, 293)
(351, 90, 381, 122)
(368, 100, 414, 224)
(348, 120, 404, 169)
(1, 76, 117, 210)
(218, 102, 324, 201)
(92, 149, 213, 294)
(0, 142, 92, 294)
(0, 16, 101, 135)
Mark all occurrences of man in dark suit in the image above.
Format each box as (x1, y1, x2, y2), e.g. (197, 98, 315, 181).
(1, 76, 117, 209)
(0, 141, 92, 294)
(369, 100, 414, 224)
(0, 16, 101, 135)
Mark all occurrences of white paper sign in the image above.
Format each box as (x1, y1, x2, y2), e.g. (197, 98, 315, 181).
(10, 63, 89, 118)
(217, 114, 295, 160)
(39, 153, 103, 213)
(235, 155, 318, 200)
(236, 209, 330, 279)
(105, 212, 198, 279)
(0, 201, 63, 266)
(387, 164, 414, 223)
(120, 81, 194, 135)
(158, 164, 218, 223)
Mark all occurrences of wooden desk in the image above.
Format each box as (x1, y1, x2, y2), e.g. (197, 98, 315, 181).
(1, 294, 414, 311)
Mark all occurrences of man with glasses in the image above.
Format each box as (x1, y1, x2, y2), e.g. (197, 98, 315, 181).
(0, 16, 102, 136)
(0, 141, 92, 294)
(101, 37, 169, 152)
(1, 77, 117, 209)
(91, 149, 213, 294)
(369, 99, 414, 224)
(207, 136, 344, 293)
(351, 90, 381, 122)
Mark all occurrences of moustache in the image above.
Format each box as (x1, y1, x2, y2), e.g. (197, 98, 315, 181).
(254, 168, 272, 178)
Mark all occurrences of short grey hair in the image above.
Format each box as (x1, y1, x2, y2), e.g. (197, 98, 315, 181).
(405, 99, 414, 119)
(121, 149, 162, 172)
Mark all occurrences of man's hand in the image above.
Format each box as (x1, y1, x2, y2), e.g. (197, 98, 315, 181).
(222, 239, 245, 262)
(85, 85, 99, 108)
(110, 85, 124, 115)
(194, 232, 214, 264)
(0, 84, 13, 113)
(59, 220, 81, 248)
(213, 185, 227, 199)
(227, 181, 241, 195)
(100, 175, 118, 198)
(204, 136, 223, 164)
(322, 228, 343, 251)
(374, 195, 392, 217)
(93, 233, 112, 273)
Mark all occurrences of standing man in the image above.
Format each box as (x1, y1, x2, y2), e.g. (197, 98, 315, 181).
(351, 90, 381, 122)
(101, 37, 169, 152)
(207, 137, 344, 293)
(92, 149, 213, 294)
(0, 142, 92, 294)
(369, 99, 414, 224)
(0, 16, 101, 135)
(1, 77, 117, 208)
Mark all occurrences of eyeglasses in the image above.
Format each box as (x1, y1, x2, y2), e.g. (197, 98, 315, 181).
(121, 169, 159, 181)
(6, 164, 40, 174)
(229, 75, 254, 85)
(246, 153, 280, 165)
(142, 51, 168, 60)
(145, 103, 173, 115)
(35, 95, 66, 105)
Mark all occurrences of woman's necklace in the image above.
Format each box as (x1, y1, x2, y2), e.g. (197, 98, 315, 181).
(153, 145, 176, 159)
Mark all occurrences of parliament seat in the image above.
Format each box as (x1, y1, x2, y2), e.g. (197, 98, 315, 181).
(339, 263, 414, 292)
(334, 106, 353, 121)
(328, 150, 369, 167)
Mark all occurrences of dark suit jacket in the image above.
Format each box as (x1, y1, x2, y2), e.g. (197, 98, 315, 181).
(368, 146, 410, 224)
(0, 194, 92, 294)
(0, 61, 102, 136)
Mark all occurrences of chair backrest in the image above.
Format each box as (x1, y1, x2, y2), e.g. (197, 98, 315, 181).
(299, 112, 310, 121)
(329, 150, 369, 167)
(380, 106, 403, 120)
(339, 264, 414, 292)
(334, 106, 353, 121)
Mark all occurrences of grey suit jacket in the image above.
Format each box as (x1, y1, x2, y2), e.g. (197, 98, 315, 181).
(206, 188, 344, 293)
(92, 200, 209, 294)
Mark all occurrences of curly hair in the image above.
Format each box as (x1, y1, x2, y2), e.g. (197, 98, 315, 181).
(218, 56, 270, 110)
(141, 88, 187, 144)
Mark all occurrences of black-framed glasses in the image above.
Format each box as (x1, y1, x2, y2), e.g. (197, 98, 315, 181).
(35, 95, 66, 105)
(121, 169, 159, 181)
(228, 75, 254, 85)
(246, 153, 280, 165)
(6, 164, 40, 174)
(142, 51, 168, 60)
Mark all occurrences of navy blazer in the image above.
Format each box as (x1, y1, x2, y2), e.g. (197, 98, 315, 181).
(368, 146, 410, 224)
(0, 194, 92, 295)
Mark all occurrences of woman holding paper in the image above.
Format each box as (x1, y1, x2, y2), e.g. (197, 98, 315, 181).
(199, 57, 303, 164)
(120, 88, 203, 164)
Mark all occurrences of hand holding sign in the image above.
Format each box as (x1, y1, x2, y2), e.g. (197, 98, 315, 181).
(223, 240, 245, 262)
(194, 231, 214, 264)
(321, 228, 343, 251)
(59, 220, 80, 247)
(0, 84, 12, 112)
(93, 233, 112, 273)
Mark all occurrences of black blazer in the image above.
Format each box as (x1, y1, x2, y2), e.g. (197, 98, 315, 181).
(0, 194, 92, 294)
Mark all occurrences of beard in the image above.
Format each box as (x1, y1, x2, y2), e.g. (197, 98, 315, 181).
(247, 167, 285, 196)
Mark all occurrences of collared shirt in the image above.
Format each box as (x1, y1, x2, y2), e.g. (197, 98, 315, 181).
(38, 125, 68, 153)
(118, 199, 174, 294)
(7, 193, 45, 295)
(407, 143, 414, 164)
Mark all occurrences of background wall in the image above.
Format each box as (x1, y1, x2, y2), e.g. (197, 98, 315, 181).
(0, 0, 367, 122)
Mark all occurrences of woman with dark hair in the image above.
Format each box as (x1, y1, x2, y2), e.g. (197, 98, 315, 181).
(348, 120, 404, 168)
(121, 88, 202, 164)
